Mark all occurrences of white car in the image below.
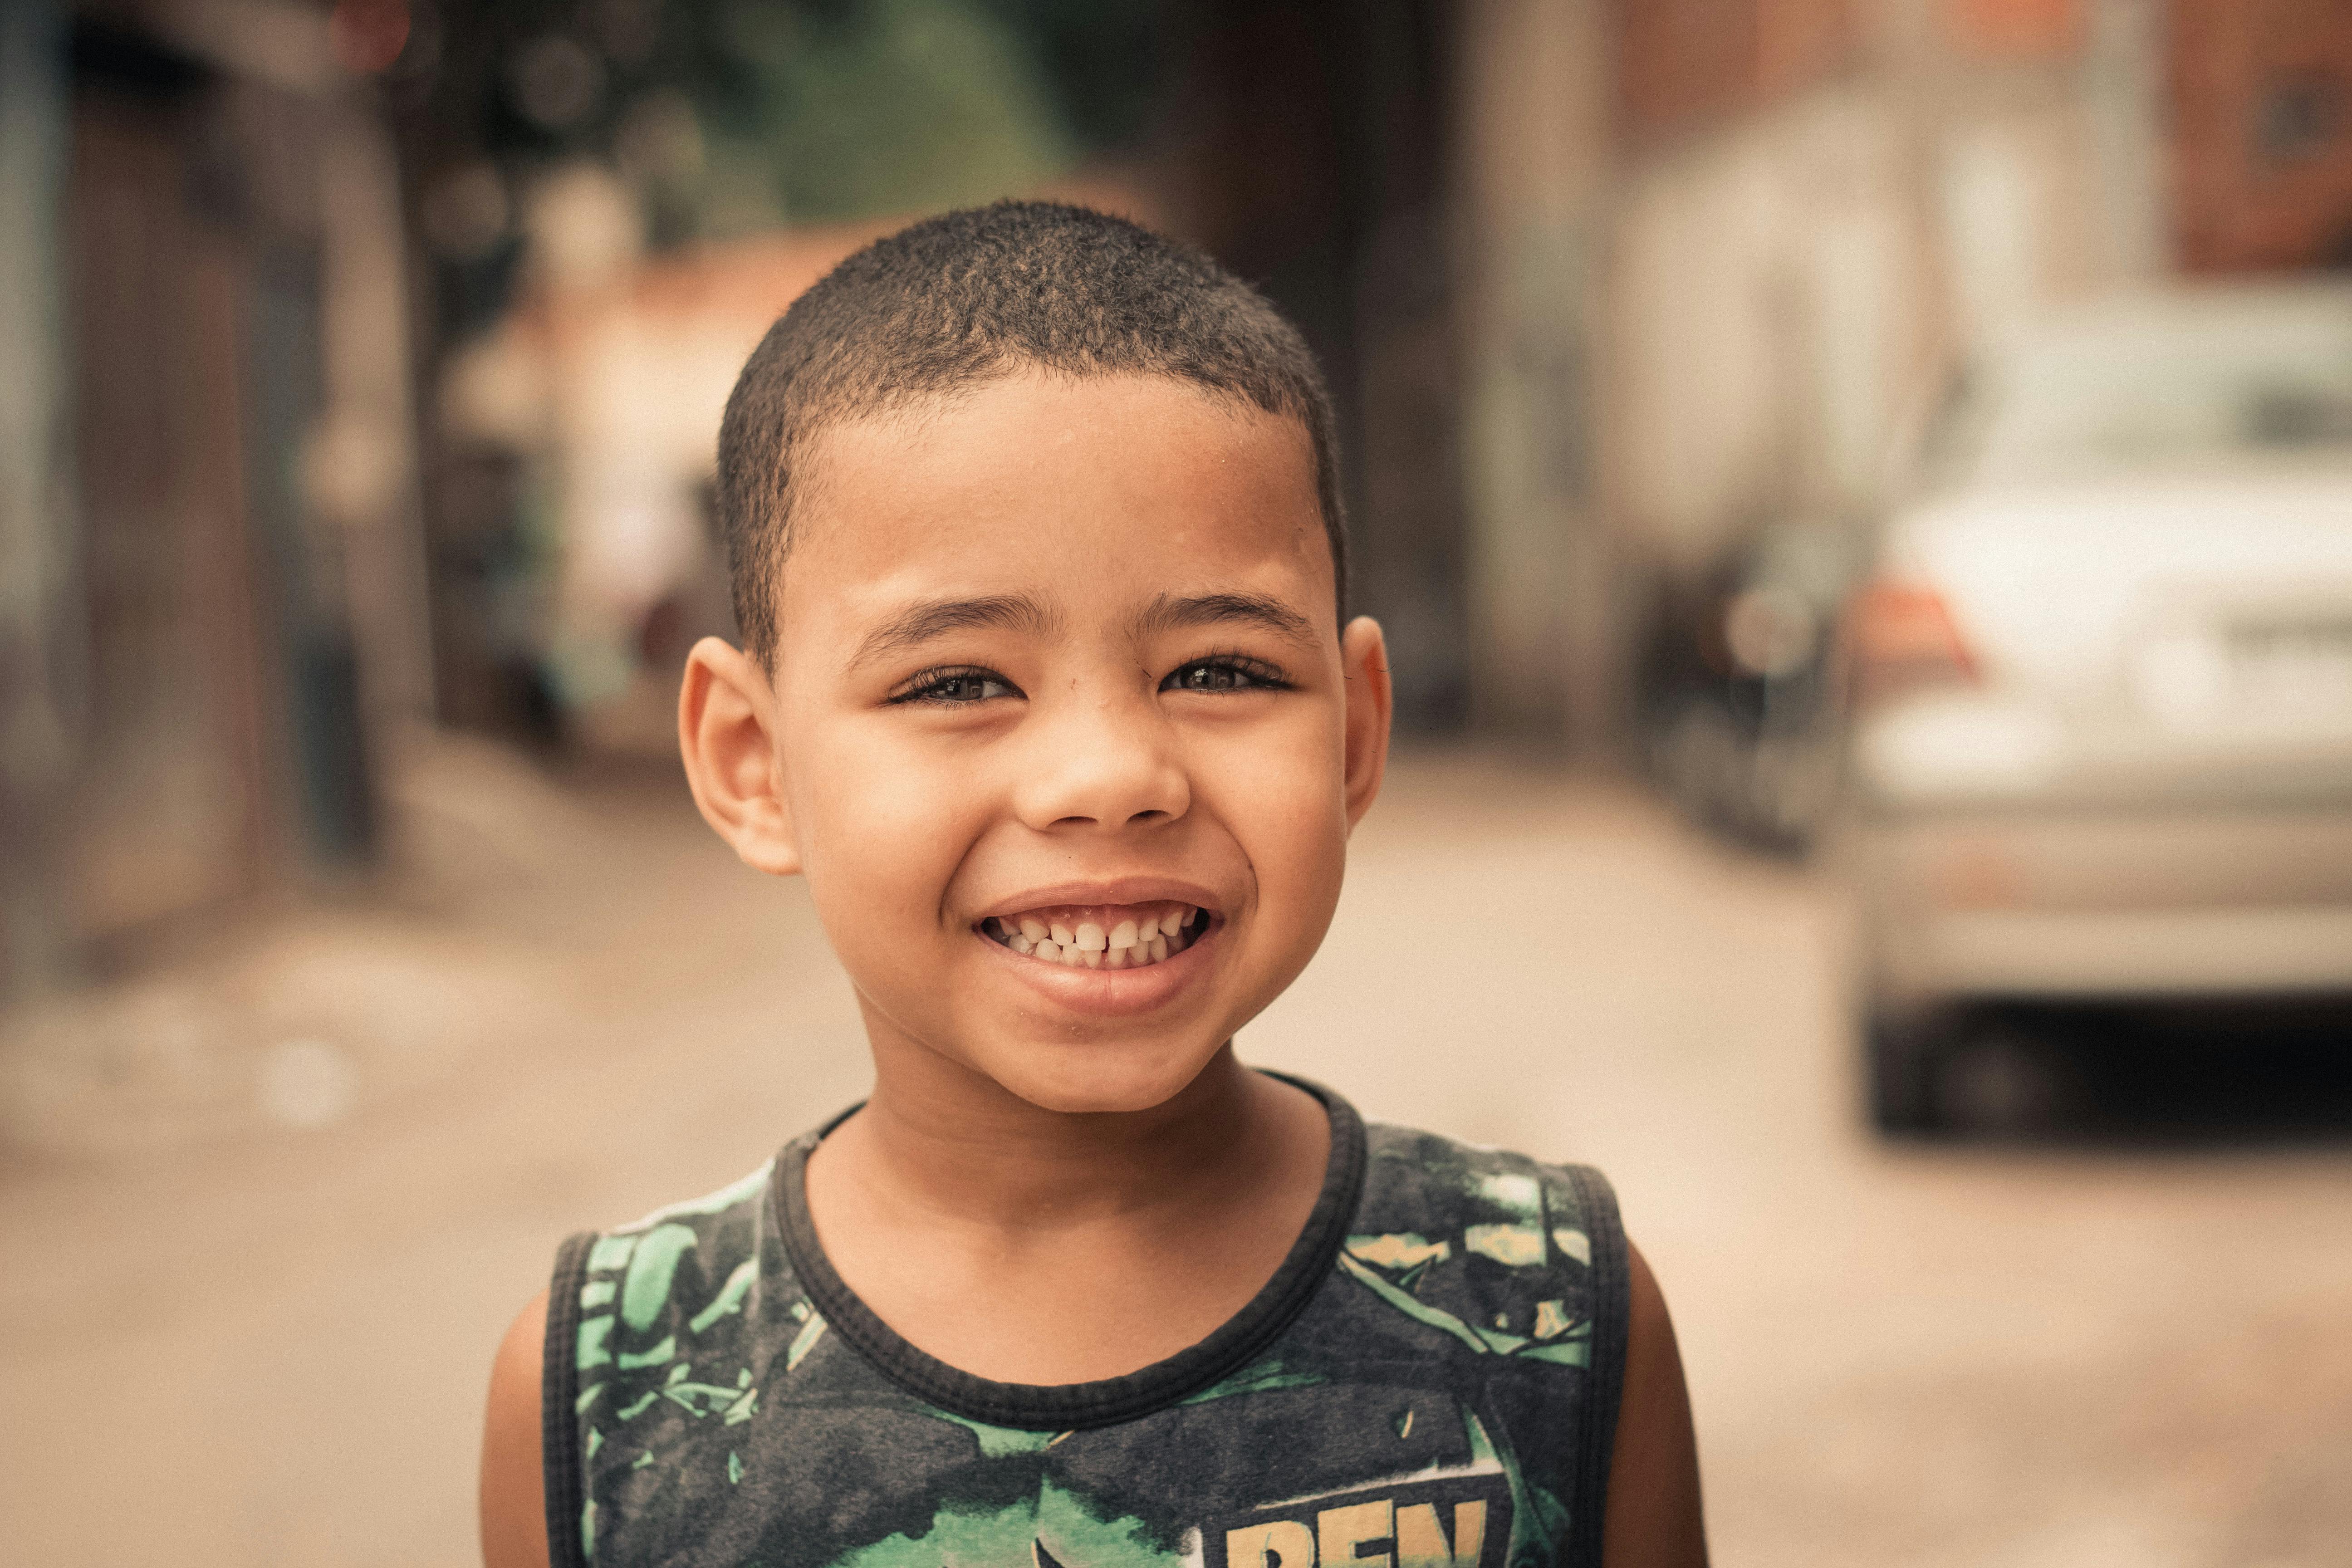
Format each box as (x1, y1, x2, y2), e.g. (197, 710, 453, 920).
(1844, 283, 2352, 1131)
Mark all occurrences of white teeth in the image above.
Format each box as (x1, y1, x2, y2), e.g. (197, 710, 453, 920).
(997, 907, 1202, 969)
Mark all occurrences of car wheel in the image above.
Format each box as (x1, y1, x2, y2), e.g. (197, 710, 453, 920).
(1866, 1005, 1950, 1135)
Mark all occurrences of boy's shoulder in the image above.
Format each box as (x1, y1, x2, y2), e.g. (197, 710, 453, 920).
(1348, 1118, 1624, 1367)
(1356, 1119, 1616, 1248)
(561, 1155, 807, 1424)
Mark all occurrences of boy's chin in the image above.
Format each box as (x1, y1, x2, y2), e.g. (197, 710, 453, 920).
(970, 1038, 1230, 1118)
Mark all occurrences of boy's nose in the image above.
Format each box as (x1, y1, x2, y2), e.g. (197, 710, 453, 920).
(1011, 688, 1190, 832)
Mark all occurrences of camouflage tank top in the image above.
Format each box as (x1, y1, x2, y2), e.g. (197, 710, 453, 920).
(543, 1078, 1628, 1568)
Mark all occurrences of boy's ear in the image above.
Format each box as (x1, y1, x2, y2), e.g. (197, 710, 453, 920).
(1340, 616, 1392, 833)
(679, 637, 802, 877)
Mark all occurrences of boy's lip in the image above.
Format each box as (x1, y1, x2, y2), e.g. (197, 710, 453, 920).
(976, 877, 1223, 923)
(981, 914, 1218, 1017)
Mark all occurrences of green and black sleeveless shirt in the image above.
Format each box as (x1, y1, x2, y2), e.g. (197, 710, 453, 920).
(543, 1080, 1629, 1568)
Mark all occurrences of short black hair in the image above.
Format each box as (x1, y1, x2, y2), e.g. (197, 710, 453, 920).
(715, 200, 1347, 663)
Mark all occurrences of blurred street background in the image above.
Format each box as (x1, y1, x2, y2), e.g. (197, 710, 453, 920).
(5, 0, 2352, 1563)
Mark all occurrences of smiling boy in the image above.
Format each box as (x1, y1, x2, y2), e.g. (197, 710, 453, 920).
(481, 202, 1705, 1568)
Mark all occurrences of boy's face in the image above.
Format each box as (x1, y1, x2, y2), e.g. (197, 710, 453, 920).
(681, 372, 1389, 1116)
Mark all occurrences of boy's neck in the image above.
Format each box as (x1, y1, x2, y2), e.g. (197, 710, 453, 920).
(821, 1040, 1319, 1234)
(801, 1032, 1333, 1383)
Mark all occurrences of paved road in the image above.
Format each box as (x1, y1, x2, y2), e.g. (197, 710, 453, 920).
(4, 741, 2347, 1566)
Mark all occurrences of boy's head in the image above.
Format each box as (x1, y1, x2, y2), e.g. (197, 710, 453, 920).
(715, 201, 1349, 666)
(681, 202, 1390, 1119)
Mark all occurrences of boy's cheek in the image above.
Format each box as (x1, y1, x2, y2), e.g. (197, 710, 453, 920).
(795, 765, 981, 936)
(794, 719, 975, 838)
(1193, 729, 1352, 862)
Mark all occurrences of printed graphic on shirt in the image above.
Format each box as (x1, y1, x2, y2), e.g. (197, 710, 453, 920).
(1204, 1474, 1510, 1568)
(559, 1118, 1617, 1568)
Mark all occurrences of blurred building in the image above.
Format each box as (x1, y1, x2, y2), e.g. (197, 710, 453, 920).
(0, 1, 426, 996)
(1453, 0, 2352, 744)
(432, 173, 871, 750)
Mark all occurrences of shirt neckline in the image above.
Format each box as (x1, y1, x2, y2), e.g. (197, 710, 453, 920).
(771, 1071, 1367, 1431)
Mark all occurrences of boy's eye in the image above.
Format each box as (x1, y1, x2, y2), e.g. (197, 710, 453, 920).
(894, 669, 1019, 705)
(1162, 657, 1287, 694)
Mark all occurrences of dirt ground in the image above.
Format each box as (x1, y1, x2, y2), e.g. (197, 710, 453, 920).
(3, 740, 2348, 1567)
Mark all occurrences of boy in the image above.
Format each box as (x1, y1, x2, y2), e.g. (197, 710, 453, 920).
(481, 202, 1705, 1568)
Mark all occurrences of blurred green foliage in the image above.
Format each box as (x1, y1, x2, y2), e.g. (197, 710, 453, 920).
(425, 0, 1165, 234)
(698, 0, 1075, 228)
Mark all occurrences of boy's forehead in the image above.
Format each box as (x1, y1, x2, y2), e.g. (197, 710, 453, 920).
(776, 372, 1333, 645)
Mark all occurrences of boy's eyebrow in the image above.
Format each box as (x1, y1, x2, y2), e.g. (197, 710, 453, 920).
(1132, 592, 1319, 647)
(847, 593, 1058, 670)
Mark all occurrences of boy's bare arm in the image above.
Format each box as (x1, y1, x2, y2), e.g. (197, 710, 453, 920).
(481, 1290, 551, 1568)
(1603, 1242, 1710, 1568)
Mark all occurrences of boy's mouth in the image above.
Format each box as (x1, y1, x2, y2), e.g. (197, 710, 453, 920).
(978, 902, 1205, 970)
